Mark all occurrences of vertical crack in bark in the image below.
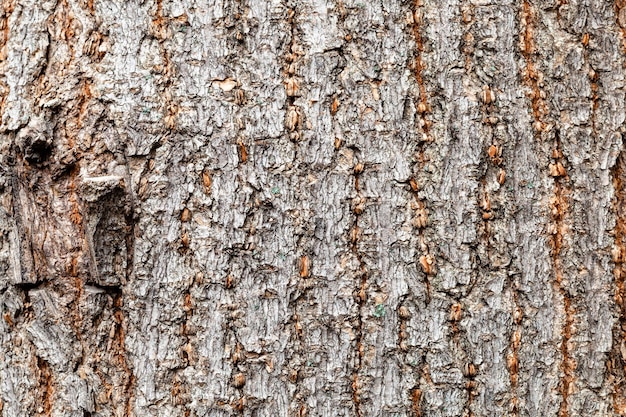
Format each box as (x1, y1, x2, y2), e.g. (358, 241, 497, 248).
(610, 153, 626, 414)
(150, 0, 177, 132)
(520, 1, 547, 131)
(35, 356, 54, 417)
(111, 292, 136, 417)
(410, 0, 431, 141)
(551, 137, 573, 417)
(283, 6, 303, 146)
(179, 212, 195, 384)
(409, 0, 435, 303)
(286, 251, 312, 414)
(66, 163, 89, 369)
(449, 302, 476, 417)
(410, 386, 422, 417)
(458, 6, 502, 414)
(282, 5, 308, 414)
(227, 307, 248, 413)
(350, 161, 366, 417)
(397, 301, 410, 358)
(608, 3, 626, 412)
(520, 3, 573, 416)
(508, 294, 522, 416)
(615, 1, 626, 54)
(473, 52, 520, 417)
(116, 156, 137, 416)
(57, 0, 76, 60)
(581, 33, 599, 136)
(407, 2, 435, 413)
(0, 0, 14, 118)
(398, 299, 421, 415)
(222, 212, 257, 413)
(172, 283, 194, 410)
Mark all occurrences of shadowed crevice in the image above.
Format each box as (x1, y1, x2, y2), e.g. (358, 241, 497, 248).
(609, 151, 626, 414)
(350, 158, 367, 417)
(35, 356, 54, 417)
(407, 1, 436, 414)
(519, 3, 574, 416)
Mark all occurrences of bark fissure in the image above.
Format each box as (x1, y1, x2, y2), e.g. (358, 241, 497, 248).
(150, 0, 177, 132)
(410, 0, 431, 141)
(551, 135, 573, 417)
(351, 161, 366, 417)
(581, 34, 599, 136)
(35, 356, 54, 417)
(112, 292, 136, 417)
(611, 18, 626, 415)
(0, 0, 14, 117)
(284, 6, 303, 144)
(610, 153, 626, 413)
(450, 302, 476, 417)
(282, 5, 309, 414)
(410, 385, 422, 416)
(509, 294, 522, 415)
(616, 1, 626, 54)
(457, 6, 501, 414)
(410, 0, 434, 301)
(520, 3, 573, 415)
(407, 2, 437, 413)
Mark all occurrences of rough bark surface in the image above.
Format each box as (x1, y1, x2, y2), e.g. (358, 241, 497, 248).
(1, 0, 626, 416)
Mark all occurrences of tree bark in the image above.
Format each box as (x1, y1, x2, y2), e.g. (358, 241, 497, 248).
(0, 0, 625, 416)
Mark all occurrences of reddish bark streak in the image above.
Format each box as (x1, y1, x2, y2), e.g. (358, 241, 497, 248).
(410, 0, 431, 138)
(408, 2, 435, 414)
(608, 3, 626, 411)
(411, 388, 422, 416)
(615, 1, 626, 55)
(409, 0, 434, 303)
(520, 3, 574, 415)
(610, 155, 626, 414)
(36, 357, 54, 417)
(351, 163, 367, 417)
(0, 0, 14, 119)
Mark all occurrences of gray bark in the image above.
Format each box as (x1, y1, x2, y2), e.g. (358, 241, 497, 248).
(0, 0, 625, 416)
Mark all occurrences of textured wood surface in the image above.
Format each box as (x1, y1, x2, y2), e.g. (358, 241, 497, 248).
(0, 0, 626, 416)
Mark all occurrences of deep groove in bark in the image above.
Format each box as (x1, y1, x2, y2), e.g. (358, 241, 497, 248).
(283, 5, 303, 145)
(606, 3, 626, 412)
(282, 4, 309, 414)
(0, 0, 14, 116)
(36, 356, 54, 417)
(110, 290, 136, 417)
(409, 0, 434, 303)
(410, 0, 431, 140)
(581, 34, 599, 135)
(410, 386, 422, 416)
(610, 153, 626, 413)
(615, 1, 626, 55)
(449, 302, 476, 417)
(458, 5, 497, 414)
(551, 133, 573, 417)
(509, 292, 522, 416)
(520, 1, 547, 129)
(520, 4, 573, 416)
(222, 258, 247, 414)
(407, 2, 435, 413)
(351, 161, 366, 417)
(151, 0, 177, 132)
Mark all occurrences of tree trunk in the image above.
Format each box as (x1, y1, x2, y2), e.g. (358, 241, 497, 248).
(0, 0, 625, 416)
